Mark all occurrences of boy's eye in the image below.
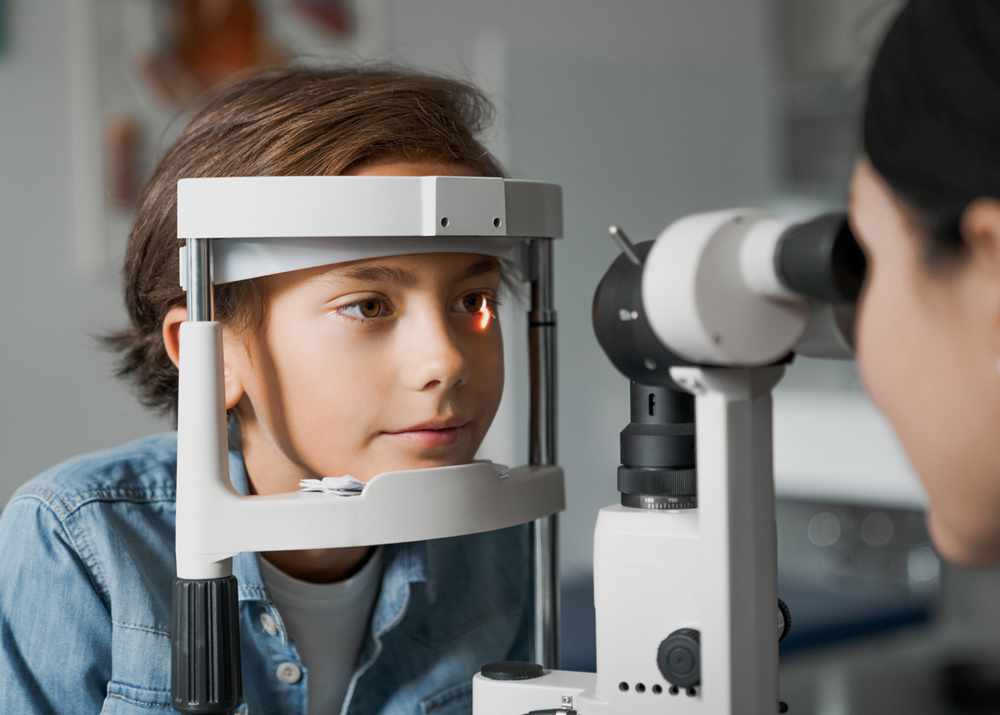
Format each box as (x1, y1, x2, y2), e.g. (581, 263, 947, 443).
(339, 298, 388, 320)
(455, 292, 497, 330)
(460, 293, 487, 313)
(359, 299, 383, 318)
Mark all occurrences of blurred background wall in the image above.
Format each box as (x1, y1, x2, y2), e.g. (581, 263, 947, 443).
(0, 0, 919, 567)
(0, 0, 793, 566)
(5, 2, 1000, 713)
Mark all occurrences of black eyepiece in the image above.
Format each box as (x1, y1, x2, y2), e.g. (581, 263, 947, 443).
(776, 213, 867, 303)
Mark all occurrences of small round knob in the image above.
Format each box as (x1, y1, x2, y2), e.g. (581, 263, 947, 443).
(480, 661, 544, 681)
(657, 628, 700, 688)
(778, 599, 792, 643)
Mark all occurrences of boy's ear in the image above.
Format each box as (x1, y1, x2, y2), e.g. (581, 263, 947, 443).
(162, 306, 246, 410)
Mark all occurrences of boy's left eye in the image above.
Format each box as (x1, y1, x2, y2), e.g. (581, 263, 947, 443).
(457, 293, 488, 313)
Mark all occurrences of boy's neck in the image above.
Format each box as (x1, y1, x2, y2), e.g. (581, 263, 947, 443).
(262, 546, 375, 584)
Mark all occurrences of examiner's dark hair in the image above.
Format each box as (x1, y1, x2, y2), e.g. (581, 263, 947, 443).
(863, 0, 1000, 266)
(105, 66, 503, 419)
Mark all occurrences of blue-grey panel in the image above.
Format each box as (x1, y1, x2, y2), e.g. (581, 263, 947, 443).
(778, 581, 931, 655)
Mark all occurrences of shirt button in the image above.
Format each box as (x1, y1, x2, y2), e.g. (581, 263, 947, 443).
(260, 613, 278, 636)
(276, 662, 302, 684)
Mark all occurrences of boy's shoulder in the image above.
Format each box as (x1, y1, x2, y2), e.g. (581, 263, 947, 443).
(7, 432, 179, 521)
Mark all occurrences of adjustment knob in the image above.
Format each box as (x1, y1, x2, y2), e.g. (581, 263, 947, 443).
(778, 599, 792, 643)
(657, 628, 700, 688)
(480, 661, 544, 681)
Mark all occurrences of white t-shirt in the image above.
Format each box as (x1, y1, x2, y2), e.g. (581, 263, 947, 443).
(259, 548, 384, 715)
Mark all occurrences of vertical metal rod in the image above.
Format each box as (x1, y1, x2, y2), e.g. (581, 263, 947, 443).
(528, 238, 560, 669)
(186, 238, 213, 322)
(175, 237, 241, 714)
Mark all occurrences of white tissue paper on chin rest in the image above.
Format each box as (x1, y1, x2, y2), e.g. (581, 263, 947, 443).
(297, 463, 510, 496)
(298, 475, 366, 496)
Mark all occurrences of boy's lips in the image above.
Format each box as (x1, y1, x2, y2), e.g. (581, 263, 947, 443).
(385, 418, 468, 448)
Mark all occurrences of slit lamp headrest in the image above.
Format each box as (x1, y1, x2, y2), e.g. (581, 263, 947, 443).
(177, 176, 563, 287)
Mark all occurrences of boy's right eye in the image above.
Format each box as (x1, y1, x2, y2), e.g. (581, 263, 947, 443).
(338, 298, 389, 321)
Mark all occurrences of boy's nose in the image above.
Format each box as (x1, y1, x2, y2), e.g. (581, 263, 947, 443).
(400, 311, 469, 392)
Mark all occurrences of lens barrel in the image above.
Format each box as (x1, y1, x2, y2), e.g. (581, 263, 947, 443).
(618, 382, 697, 510)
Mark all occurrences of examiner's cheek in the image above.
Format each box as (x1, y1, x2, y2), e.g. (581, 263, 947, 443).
(853, 296, 885, 407)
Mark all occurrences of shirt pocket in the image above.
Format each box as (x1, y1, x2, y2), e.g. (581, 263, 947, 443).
(420, 680, 473, 715)
(102, 682, 173, 712)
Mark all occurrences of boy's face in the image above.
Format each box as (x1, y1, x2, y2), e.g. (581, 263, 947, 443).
(226, 160, 506, 493)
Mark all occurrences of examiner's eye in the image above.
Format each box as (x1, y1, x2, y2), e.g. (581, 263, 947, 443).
(339, 298, 388, 321)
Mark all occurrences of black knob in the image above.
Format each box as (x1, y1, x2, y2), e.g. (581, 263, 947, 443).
(657, 628, 700, 688)
(171, 577, 242, 714)
(778, 599, 792, 643)
(480, 661, 544, 681)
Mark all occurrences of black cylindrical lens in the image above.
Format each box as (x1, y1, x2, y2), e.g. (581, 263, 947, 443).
(618, 382, 697, 510)
(776, 213, 867, 303)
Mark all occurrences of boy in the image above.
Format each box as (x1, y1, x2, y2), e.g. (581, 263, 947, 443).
(0, 67, 530, 714)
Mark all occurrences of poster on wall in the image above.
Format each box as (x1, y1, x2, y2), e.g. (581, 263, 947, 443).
(0, 0, 8, 56)
(67, 0, 367, 280)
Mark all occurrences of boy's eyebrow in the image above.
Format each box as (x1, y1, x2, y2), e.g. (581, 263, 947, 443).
(335, 265, 418, 287)
(460, 256, 502, 280)
(330, 256, 500, 286)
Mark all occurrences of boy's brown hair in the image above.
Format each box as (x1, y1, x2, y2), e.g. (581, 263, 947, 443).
(106, 66, 503, 419)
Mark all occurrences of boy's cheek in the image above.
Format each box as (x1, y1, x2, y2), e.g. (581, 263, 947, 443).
(467, 339, 504, 400)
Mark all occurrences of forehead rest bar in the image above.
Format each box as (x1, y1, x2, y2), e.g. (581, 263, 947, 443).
(177, 176, 563, 286)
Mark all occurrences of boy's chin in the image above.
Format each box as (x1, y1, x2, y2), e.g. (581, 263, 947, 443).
(358, 438, 480, 480)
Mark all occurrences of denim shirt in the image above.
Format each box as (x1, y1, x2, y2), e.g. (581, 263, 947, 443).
(0, 433, 531, 714)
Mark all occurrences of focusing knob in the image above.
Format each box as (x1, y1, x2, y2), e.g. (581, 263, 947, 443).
(657, 628, 700, 688)
(778, 599, 792, 643)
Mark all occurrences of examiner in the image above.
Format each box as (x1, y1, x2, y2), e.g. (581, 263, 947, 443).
(850, 0, 1000, 565)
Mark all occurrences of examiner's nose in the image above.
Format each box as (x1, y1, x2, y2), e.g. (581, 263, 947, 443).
(401, 310, 469, 391)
